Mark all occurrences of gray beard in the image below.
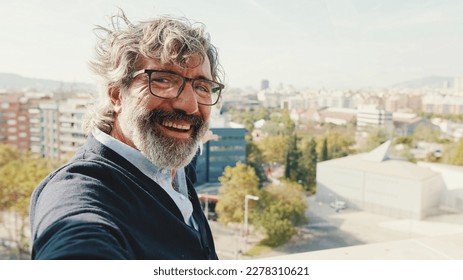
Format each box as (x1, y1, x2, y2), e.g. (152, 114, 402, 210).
(119, 105, 207, 169)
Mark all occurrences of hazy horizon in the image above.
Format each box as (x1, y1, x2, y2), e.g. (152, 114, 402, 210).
(0, 71, 458, 92)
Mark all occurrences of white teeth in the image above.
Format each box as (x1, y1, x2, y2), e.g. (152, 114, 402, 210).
(179, 124, 190, 130)
(162, 121, 190, 130)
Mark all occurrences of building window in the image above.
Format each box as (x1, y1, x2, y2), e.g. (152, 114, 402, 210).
(210, 145, 245, 152)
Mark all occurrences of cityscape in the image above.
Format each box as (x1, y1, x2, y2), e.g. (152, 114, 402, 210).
(1, 6, 463, 280)
(1, 72, 463, 259)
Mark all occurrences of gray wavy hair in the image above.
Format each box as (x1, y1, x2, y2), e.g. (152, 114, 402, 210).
(83, 10, 223, 135)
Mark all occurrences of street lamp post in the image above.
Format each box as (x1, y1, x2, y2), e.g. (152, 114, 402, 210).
(244, 194, 259, 237)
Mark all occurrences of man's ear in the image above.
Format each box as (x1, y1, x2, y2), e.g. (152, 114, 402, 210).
(109, 87, 123, 113)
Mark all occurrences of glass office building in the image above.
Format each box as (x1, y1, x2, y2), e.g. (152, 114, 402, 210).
(194, 127, 247, 187)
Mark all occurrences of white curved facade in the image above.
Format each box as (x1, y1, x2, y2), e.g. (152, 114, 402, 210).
(316, 141, 445, 219)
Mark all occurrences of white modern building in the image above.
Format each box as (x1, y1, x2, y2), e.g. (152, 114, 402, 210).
(316, 141, 446, 219)
(357, 106, 393, 131)
(417, 162, 463, 212)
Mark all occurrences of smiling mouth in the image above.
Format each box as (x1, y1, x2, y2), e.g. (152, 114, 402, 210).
(161, 120, 191, 132)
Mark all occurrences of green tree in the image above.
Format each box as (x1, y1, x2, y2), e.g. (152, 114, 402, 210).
(0, 145, 22, 211)
(360, 128, 389, 153)
(413, 123, 440, 142)
(448, 138, 463, 165)
(257, 135, 289, 164)
(0, 149, 54, 256)
(0, 145, 20, 164)
(284, 134, 301, 181)
(254, 181, 307, 247)
(394, 136, 413, 145)
(228, 108, 255, 133)
(321, 137, 328, 161)
(215, 162, 259, 225)
(261, 109, 295, 136)
(299, 138, 317, 193)
(246, 141, 267, 185)
(317, 131, 355, 160)
(253, 107, 270, 121)
(393, 144, 416, 163)
(278, 108, 295, 135)
(228, 107, 271, 135)
(0, 155, 50, 215)
(425, 152, 441, 163)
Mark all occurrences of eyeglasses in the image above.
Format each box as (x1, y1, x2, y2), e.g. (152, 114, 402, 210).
(132, 69, 224, 106)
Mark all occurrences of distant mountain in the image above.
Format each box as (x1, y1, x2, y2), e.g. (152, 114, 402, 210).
(0, 72, 457, 92)
(0, 73, 96, 92)
(391, 75, 455, 89)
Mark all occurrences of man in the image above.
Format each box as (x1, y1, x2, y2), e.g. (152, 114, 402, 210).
(29, 10, 224, 259)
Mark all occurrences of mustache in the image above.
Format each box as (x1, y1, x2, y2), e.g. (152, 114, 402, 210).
(146, 109, 204, 129)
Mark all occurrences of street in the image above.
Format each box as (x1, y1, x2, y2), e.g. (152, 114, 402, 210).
(210, 195, 463, 259)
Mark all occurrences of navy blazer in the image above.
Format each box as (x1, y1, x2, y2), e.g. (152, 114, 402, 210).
(30, 136, 217, 260)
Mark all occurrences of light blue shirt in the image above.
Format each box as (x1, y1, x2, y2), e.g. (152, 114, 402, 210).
(92, 128, 197, 228)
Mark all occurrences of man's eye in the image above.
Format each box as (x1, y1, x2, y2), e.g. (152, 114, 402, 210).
(195, 81, 212, 93)
(195, 85, 210, 93)
(152, 77, 173, 83)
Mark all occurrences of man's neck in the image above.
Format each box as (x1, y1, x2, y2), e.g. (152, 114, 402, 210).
(110, 120, 137, 149)
(171, 169, 176, 182)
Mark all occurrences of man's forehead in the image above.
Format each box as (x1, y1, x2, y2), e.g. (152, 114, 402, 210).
(138, 55, 212, 76)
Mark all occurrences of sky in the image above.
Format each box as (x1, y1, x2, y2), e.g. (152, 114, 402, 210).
(1, 0, 463, 89)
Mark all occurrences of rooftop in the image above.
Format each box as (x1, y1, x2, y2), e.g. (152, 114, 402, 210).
(319, 141, 438, 181)
(264, 232, 463, 260)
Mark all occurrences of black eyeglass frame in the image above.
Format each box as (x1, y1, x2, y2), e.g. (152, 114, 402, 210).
(132, 69, 224, 106)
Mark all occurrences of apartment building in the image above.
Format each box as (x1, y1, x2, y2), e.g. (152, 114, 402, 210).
(57, 95, 90, 159)
(422, 94, 463, 115)
(38, 94, 91, 160)
(0, 92, 50, 151)
(0, 91, 93, 160)
(38, 101, 60, 158)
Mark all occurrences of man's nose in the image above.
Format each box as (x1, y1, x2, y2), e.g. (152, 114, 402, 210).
(172, 81, 199, 115)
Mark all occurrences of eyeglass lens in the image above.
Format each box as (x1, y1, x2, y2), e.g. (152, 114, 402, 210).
(149, 71, 220, 105)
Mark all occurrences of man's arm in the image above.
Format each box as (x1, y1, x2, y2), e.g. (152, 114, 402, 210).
(30, 163, 133, 260)
(32, 216, 131, 259)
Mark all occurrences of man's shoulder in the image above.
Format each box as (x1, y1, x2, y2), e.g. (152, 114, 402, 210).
(61, 136, 139, 178)
(29, 140, 140, 234)
(31, 138, 133, 203)
(46, 145, 119, 183)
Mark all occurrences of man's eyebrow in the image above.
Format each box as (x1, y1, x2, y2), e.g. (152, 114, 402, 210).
(195, 74, 212, 81)
(156, 69, 212, 81)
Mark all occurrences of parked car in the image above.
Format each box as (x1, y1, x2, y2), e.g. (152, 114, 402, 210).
(330, 200, 347, 211)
